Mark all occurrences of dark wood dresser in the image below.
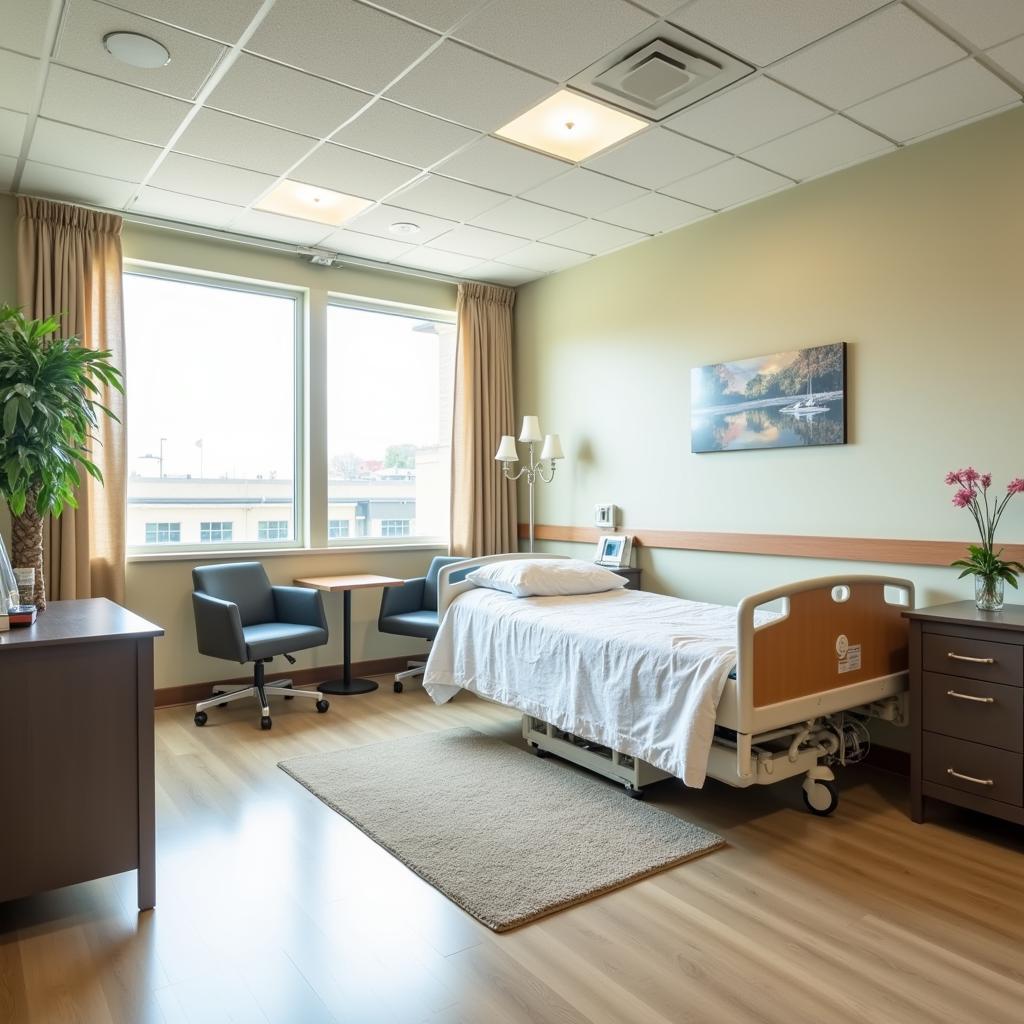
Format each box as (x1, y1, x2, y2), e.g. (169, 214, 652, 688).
(0, 598, 163, 909)
(905, 601, 1023, 826)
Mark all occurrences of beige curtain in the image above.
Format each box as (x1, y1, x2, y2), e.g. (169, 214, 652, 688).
(450, 282, 518, 556)
(16, 197, 126, 603)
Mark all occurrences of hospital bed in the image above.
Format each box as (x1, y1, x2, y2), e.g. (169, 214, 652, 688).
(424, 554, 913, 815)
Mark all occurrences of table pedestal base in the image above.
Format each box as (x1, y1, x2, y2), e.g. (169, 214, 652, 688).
(317, 678, 379, 696)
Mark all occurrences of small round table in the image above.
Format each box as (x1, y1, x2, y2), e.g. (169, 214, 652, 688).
(293, 574, 404, 695)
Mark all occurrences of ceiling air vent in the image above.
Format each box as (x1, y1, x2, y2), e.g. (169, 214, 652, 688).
(569, 27, 753, 121)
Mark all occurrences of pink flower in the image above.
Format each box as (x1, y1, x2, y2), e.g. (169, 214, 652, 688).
(952, 488, 975, 508)
(981, 473, 992, 488)
(945, 470, 963, 486)
(963, 467, 981, 483)
(1008, 478, 1024, 494)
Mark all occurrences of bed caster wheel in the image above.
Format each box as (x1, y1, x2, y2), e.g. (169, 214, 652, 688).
(260, 715, 272, 731)
(194, 711, 207, 727)
(802, 779, 838, 816)
(626, 787, 645, 800)
(316, 699, 329, 713)
(394, 681, 403, 693)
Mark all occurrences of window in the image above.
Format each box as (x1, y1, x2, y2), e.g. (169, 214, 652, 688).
(258, 520, 290, 541)
(326, 301, 455, 543)
(200, 521, 233, 543)
(328, 519, 350, 539)
(144, 522, 180, 544)
(125, 269, 300, 551)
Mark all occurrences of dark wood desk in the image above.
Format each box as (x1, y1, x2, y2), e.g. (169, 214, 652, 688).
(0, 598, 163, 909)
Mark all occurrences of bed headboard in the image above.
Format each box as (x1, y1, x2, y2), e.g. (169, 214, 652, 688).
(436, 553, 568, 618)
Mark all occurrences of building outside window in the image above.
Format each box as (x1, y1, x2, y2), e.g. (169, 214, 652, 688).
(258, 520, 290, 541)
(200, 521, 233, 543)
(328, 519, 350, 539)
(144, 522, 180, 544)
(380, 519, 411, 537)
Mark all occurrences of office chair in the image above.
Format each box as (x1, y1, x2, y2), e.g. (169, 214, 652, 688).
(377, 556, 468, 692)
(192, 561, 331, 730)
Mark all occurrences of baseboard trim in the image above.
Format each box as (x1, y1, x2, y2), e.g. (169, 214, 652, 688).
(865, 744, 910, 776)
(154, 656, 412, 708)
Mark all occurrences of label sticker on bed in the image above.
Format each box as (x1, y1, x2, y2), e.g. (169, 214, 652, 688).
(835, 634, 849, 659)
(837, 643, 862, 674)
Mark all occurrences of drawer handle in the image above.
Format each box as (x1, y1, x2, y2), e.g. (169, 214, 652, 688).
(946, 767, 994, 787)
(946, 689, 996, 704)
(946, 652, 995, 665)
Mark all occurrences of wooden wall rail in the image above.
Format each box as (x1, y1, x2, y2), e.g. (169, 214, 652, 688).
(518, 523, 1024, 569)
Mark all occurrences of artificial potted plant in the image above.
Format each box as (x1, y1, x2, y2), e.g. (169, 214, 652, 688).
(0, 306, 123, 609)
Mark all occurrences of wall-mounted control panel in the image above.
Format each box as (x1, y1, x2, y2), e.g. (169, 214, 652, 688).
(594, 504, 617, 528)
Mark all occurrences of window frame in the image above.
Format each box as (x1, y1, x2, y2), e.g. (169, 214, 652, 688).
(124, 262, 306, 557)
(325, 293, 456, 551)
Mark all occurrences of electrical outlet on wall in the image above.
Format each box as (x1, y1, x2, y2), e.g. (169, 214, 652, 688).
(594, 504, 617, 528)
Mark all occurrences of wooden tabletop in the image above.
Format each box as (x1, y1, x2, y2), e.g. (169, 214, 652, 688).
(903, 600, 1024, 631)
(0, 597, 164, 650)
(294, 574, 405, 592)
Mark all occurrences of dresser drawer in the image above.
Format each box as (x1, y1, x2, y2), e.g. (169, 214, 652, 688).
(923, 732, 1023, 806)
(922, 673, 1024, 752)
(923, 633, 1023, 687)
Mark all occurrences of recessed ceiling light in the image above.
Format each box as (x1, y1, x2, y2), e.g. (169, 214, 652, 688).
(389, 221, 420, 235)
(103, 31, 171, 69)
(495, 90, 647, 162)
(255, 179, 373, 227)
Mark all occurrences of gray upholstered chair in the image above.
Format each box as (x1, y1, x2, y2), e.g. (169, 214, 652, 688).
(377, 556, 468, 692)
(192, 562, 331, 730)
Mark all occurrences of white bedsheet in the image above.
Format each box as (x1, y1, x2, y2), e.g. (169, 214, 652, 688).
(423, 587, 770, 787)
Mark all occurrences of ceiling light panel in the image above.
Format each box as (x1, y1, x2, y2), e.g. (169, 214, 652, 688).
(0, 49, 40, 113)
(291, 143, 420, 201)
(584, 127, 726, 189)
(435, 137, 568, 194)
(103, 32, 169, 68)
(915, 0, 1024, 49)
(495, 90, 647, 163)
(175, 108, 315, 176)
(255, 179, 373, 226)
(386, 41, 553, 132)
(521, 167, 645, 217)
(769, 5, 965, 110)
(55, 0, 226, 100)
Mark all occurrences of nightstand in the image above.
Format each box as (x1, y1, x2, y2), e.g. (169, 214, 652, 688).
(608, 565, 642, 591)
(904, 602, 1024, 826)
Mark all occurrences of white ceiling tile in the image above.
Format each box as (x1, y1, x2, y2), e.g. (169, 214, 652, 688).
(435, 137, 567, 194)
(370, 1, 488, 32)
(389, 174, 507, 219)
(397, 248, 482, 275)
(54, 0, 227, 101)
(0, 1, 52, 56)
(0, 107, 26, 158)
(207, 54, 371, 138)
(669, 0, 889, 66)
(28, 119, 162, 182)
(599, 191, 710, 233)
(497, 241, 589, 272)
(21, 161, 136, 207)
(130, 186, 243, 227)
(584, 128, 726, 190)
(846, 59, 1020, 143)
(292, 143, 420, 200)
(521, 168, 645, 217)
(344, 203, 457, 244)
(320, 229, 416, 261)
(454, 0, 656, 80)
(41, 66, 192, 146)
(770, 5, 965, 110)
(542, 219, 647, 255)
(228, 208, 333, 245)
(470, 197, 583, 238)
(462, 261, 540, 285)
(331, 101, 478, 168)
(175, 108, 314, 175)
(744, 115, 893, 180)
(149, 151, 277, 205)
(0, 154, 16, 191)
(100, 0, 265, 43)
(247, 0, 437, 93)
(386, 41, 553, 131)
(916, 0, 1024, 48)
(666, 78, 829, 154)
(988, 35, 1024, 82)
(0, 49, 39, 112)
(427, 225, 527, 259)
(661, 157, 791, 209)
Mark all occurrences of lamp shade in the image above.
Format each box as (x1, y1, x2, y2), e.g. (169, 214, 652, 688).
(540, 433, 564, 461)
(518, 415, 543, 443)
(494, 435, 519, 462)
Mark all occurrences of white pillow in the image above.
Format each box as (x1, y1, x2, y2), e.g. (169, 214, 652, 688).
(466, 558, 628, 598)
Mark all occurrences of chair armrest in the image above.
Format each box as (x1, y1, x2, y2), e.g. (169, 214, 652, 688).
(272, 586, 328, 631)
(378, 577, 426, 626)
(192, 593, 246, 663)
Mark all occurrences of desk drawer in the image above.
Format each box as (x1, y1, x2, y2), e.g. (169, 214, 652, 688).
(922, 673, 1023, 752)
(923, 633, 1022, 686)
(923, 732, 1023, 806)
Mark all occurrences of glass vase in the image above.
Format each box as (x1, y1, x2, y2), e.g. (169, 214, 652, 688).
(975, 575, 1004, 612)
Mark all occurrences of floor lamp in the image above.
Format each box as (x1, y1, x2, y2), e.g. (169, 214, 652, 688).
(495, 416, 564, 553)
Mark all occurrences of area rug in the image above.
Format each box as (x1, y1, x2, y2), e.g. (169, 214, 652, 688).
(279, 727, 724, 931)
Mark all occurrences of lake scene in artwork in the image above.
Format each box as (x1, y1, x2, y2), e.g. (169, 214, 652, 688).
(690, 343, 846, 453)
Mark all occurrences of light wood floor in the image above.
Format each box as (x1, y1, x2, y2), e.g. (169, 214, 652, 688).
(2, 680, 1023, 1024)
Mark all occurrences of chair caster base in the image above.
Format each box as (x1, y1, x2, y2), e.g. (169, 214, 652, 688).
(194, 711, 207, 727)
(260, 715, 272, 731)
(394, 681, 403, 693)
(316, 699, 329, 713)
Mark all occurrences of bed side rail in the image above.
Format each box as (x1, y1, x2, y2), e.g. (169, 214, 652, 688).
(437, 553, 567, 618)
